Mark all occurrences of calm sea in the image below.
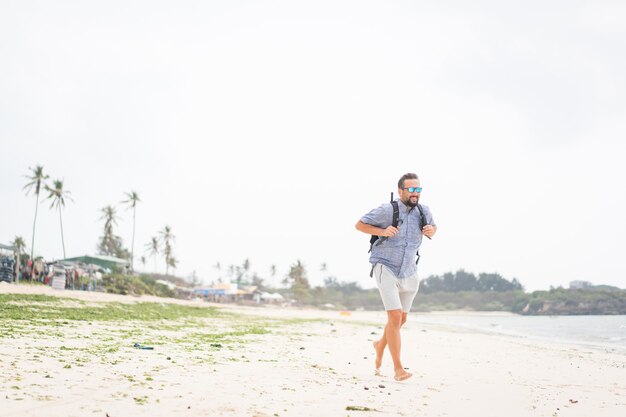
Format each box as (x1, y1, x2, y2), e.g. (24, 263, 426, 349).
(411, 313, 626, 352)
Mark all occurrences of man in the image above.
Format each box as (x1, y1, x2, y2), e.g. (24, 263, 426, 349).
(355, 173, 436, 381)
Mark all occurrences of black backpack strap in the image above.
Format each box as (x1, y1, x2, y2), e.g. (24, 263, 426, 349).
(368, 235, 377, 253)
(368, 197, 399, 253)
(416, 203, 426, 229)
(391, 200, 399, 228)
(415, 203, 427, 264)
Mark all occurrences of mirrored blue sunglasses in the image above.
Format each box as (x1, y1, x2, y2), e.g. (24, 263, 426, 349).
(403, 187, 422, 193)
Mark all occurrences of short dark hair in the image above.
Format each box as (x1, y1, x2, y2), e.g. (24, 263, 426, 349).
(398, 173, 419, 189)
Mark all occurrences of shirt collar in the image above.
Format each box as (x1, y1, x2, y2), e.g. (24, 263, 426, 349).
(396, 198, 415, 213)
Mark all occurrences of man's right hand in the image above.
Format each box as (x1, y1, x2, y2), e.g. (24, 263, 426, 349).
(380, 226, 399, 237)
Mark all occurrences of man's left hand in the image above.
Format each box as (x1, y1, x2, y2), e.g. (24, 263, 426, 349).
(422, 225, 436, 238)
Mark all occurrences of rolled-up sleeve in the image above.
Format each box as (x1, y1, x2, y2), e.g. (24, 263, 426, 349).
(360, 203, 391, 227)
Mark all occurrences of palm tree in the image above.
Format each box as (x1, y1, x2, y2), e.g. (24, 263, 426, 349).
(45, 179, 72, 259)
(121, 191, 140, 272)
(270, 264, 277, 287)
(12, 236, 27, 283)
(284, 260, 310, 303)
(167, 256, 178, 277)
(98, 205, 121, 256)
(145, 236, 159, 273)
(237, 258, 251, 286)
(23, 165, 49, 266)
(213, 262, 222, 281)
(158, 225, 175, 275)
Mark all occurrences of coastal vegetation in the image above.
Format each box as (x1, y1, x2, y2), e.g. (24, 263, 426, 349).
(272, 266, 626, 315)
(516, 286, 626, 315)
(44, 260, 622, 316)
(101, 274, 176, 298)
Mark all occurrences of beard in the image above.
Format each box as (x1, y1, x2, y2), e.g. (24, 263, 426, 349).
(405, 195, 419, 208)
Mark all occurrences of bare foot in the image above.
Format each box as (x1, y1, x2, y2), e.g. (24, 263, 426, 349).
(372, 341, 383, 373)
(394, 371, 413, 382)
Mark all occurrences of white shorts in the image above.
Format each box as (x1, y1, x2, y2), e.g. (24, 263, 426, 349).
(373, 264, 419, 313)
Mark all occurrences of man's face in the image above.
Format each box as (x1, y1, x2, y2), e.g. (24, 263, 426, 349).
(399, 179, 421, 208)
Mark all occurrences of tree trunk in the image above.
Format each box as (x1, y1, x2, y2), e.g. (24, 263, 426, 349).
(30, 193, 39, 279)
(131, 206, 136, 272)
(16, 251, 20, 284)
(59, 208, 66, 259)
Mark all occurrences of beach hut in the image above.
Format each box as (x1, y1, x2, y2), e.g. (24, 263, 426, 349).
(61, 255, 129, 271)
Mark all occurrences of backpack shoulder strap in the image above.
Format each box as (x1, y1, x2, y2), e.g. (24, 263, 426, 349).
(416, 203, 425, 228)
(391, 200, 399, 228)
(415, 204, 430, 264)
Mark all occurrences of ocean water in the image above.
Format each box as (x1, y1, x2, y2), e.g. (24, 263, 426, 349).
(411, 313, 626, 352)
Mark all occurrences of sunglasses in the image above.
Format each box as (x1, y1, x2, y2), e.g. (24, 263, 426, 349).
(402, 187, 422, 193)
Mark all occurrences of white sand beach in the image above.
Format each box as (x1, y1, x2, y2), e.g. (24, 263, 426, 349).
(1, 284, 624, 417)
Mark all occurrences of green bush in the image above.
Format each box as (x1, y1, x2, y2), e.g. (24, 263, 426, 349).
(102, 274, 176, 298)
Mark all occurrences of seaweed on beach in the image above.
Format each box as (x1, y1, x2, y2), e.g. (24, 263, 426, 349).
(0, 294, 329, 352)
(0, 294, 225, 322)
(346, 405, 376, 411)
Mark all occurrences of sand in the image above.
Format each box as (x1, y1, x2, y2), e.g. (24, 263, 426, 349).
(1, 283, 625, 417)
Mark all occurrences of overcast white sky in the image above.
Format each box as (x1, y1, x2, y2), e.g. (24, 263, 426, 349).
(2, 0, 625, 291)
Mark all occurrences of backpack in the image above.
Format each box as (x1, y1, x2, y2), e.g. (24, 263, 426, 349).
(367, 192, 428, 270)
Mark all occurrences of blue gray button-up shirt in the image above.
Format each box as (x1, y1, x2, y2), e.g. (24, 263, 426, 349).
(360, 199, 435, 278)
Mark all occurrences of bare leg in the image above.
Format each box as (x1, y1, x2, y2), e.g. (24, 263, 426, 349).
(372, 340, 384, 374)
(373, 311, 410, 380)
(374, 312, 407, 361)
